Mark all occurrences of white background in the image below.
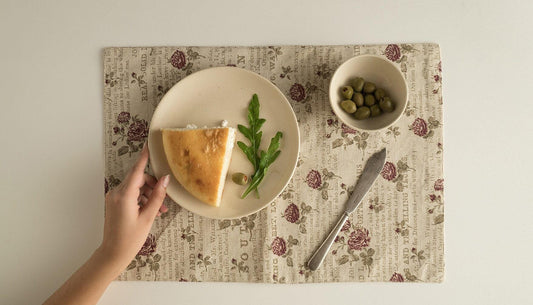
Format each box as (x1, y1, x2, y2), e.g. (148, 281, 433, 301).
(1, 0, 532, 304)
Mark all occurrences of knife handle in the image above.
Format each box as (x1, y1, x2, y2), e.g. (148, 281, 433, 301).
(307, 212, 349, 271)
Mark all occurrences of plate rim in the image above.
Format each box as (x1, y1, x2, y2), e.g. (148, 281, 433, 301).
(148, 66, 300, 219)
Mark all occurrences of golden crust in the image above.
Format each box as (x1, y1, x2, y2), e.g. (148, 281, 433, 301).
(162, 128, 231, 206)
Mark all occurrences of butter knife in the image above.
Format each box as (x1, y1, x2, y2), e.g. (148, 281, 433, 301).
(307, 148, 387, 271)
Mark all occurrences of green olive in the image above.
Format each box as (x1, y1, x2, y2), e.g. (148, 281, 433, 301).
(363, 82, 376, 94)
(374, 88, 386, 101)
(352, 92, 364, 107)
(353, 106, 371, 120)
(232, 172, 248, 185)
(370, 104, 382, 117)
(352, 77, 365, 92)
(379, 96, 395, 113)
(340, 100, 357, 114)
(341, 86, 354, 99)
(364, 94, 376, 106)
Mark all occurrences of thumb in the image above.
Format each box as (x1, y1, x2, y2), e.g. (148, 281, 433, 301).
(141, 175, 170, 221)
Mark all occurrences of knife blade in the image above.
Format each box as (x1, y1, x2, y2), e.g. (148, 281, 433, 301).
(344, 147, 387, 213)
(307, 148, 387, 271)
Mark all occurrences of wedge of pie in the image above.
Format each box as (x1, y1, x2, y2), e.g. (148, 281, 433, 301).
(161, 126, 236, 207)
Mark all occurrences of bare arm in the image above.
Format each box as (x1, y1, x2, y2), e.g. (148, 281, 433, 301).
(44, 145, 169, 305)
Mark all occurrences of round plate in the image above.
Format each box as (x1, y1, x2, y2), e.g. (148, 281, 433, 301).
(148, 67, 300, 219)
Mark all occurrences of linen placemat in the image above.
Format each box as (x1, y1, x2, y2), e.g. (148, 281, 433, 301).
(103, 44, 444, 283)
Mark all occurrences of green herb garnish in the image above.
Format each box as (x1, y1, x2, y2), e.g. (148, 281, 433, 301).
(237, 94, 283, 198)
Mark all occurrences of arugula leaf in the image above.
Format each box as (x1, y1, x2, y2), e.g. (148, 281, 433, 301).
(241, 131, 282, 198)
(237, 94, 265, 170)
(237, 94, 283, 199)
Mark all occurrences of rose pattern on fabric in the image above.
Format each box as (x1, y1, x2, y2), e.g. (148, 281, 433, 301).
(384, 44, 401, 62)
(284, 203, 300, 223)
(411, 118, 428, 137)
(326, 116, 368, 149)
(434, 179, 444, 191)
(410, 117, 441, 138)
(348, 228, 371, 250)
(341, 219, 351, 232)
(127, 120, 148, 142)
(283, 202, 312, 233)
(379, 158, 410, 194)
(271, 237, 287, 256)
(333, 222, 375, 274)
(305, 168, 338, 200)
(117, 111, 131, 124)
(428, 178, 445, 224)
(138, 234, 157, 256)
(289, 83, 306, 102)
(381, 162, 397, 181)
(306, 170, 322, 189)
(341, 123, 357, 135)
(390, 272, 405, 282)
(112, 113, 148, 156)
(170, 50, 187, 69)
(432, 60, 443, 94)
(269, 235, 299, 267)
(288, 82, 322, 106)
(168, 48, 199, 75)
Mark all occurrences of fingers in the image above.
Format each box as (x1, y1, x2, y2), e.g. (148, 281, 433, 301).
(139, 195, 167, 215)
(140, 185, 153, 198)
(124, 144, 149, 192)
(143, 174, 157, 188)
(140, 175, 170, 221)
(139, 194, 149, 205)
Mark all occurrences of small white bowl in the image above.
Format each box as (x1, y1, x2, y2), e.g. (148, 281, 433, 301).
(329, 55, 408, 131)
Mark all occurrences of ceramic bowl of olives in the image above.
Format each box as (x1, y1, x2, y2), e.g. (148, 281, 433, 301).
(329, 54, 408, 131)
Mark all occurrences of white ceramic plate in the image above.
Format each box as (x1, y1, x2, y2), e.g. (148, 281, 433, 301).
(148, 67, 300, 219)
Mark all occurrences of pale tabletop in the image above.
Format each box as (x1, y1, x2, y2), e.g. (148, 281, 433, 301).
(1, 1, 531, 305)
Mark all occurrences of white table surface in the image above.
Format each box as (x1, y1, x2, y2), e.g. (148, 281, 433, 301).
(1, 0, 532, 304)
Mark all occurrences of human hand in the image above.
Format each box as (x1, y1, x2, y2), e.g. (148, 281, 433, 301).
(99, 144, 169, 273)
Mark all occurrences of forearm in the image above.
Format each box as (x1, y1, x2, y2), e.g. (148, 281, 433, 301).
(43, 247, 123, 305)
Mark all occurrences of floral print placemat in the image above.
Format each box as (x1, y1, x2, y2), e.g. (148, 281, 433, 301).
(104, 44, 444, 283)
